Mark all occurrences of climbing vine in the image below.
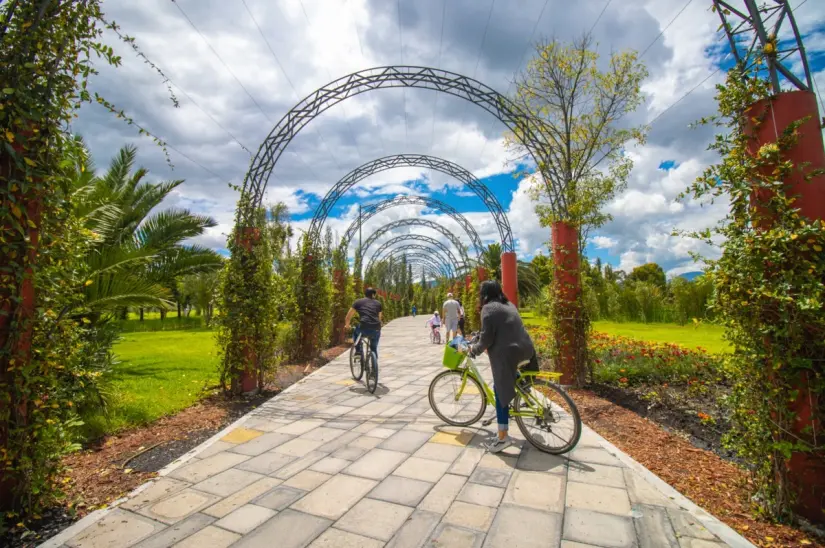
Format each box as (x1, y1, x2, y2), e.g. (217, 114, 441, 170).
(297, 235, 331, 359)
(683, 65, 825, 520)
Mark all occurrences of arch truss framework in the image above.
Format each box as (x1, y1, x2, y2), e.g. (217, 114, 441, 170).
(344, 195, 484, 257)
(369, 246, 457, 279)
(307, 154, 514, 252)
(366, 235, 465, 275)
(371, 252, 452, 279)
(360, 219, 471, 266)
(239, 65, 561, 229)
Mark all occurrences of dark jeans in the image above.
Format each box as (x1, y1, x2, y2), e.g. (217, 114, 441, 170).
(355, 327, 381, 365)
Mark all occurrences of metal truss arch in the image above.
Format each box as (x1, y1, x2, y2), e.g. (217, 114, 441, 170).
(368, 252, 452, 279)
(239, 65, 559, 227)
(367, 235, 464, 274)
(360, 219, 470, 265)
(369, 245, 457, 279)
(344, 196, 483, 256)
(308, 154, 514, 252)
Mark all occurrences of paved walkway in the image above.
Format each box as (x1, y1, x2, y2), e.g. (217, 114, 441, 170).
(47, 317, 752, 548)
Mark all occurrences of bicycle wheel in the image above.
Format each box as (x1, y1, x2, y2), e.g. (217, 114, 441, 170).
(428, 370, 487, 426)
(365, 351, 378, 393)
(513, 378, 581, 454)
(349, 344, 363, 380)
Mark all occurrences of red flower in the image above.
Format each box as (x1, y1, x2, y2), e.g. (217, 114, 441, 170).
(619, 377, 628, 384)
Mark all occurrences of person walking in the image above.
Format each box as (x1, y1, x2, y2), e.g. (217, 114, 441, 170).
(442, 292, 461, 341)
(344, 287, 384, 362)
(411, 304, 417, 317)
(457, 298, 466, 337)
(468, 280, 536, 453)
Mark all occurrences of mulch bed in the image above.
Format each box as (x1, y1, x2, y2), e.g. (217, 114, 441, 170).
(570, 388, 823, 548)
(2, 343, 350, 548)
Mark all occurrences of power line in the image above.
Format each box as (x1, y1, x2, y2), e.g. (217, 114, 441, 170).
(429, 0, 447, 154)
(648, 67, 720, 127)
(238, 0, 339, 179)
(450, 0, 496, 158)
(640, 0, 694, 59)
(168, 81, 252, 155)
(398, 0, 409, 149)
(588, 0, 613, 35)
(475, 0, 548, 166)
(171, 0, 274, 125)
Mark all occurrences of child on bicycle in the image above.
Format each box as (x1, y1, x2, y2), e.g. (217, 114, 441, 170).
(468, 280, 536, 453)
(425, 311, 441, 338)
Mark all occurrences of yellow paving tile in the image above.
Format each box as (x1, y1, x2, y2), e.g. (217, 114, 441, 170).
(221, 427, 264, 444)
(430, 430, 474, 446)
(335, 379, 356, 386)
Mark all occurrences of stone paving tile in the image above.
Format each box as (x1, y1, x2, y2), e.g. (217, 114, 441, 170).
(483, 504, 562, 548)
(503, 470, 565, 513)
(133, 513, 214, 548)
(443, 500, 496, 532)
(196, 441, 235, 459)
(67, 509, 163, 548)
(202, 478, 280, 518)
(220, 428, 264, 444)
(172, 525, 240, 548)
(343, 448, 408, 480)
(284, 470, 332, 491)
(428, 523, 486, 548)
(569, 446, 625, 468)
(569, 462, 626, 488)
(272, 437, 326, 457)
(622, 468, 678, 508)
(232, 509, 331, 548)
(193, 468, 266, 497)
(309, 456, 351, 475)
(290, 474, 377, 520)
(307, 528, 384, 548)
(335, 497, 414, 541)
(385, 509, 442, 548)
(167, 452, 250, 484)
(379, 429, 432, 452)
(478, 452, 519, 470)
(412, 442, 464, 463)
(236, 450, 295, 475)
(138, 489, 221, 525)
(678, 539, 727, 548)
(121, 478, 190, 511)
(516, 447, 568, 474)
(469, 466, 512, 488)
(228, 432, 294, 456)
(368, 475, 433, 507)
(634, 504, 680, 548)
(450, 446, 485, 476)
(213, 504, 276, 534)
(667, 508, 719, 541)
(457, 482, 505, 507)
(300, 426, 347, 443)
(418, 473, 467, 514)
(393, 456, 451, 483)
(563, 508, 637, 548)
(275, 418, 326, 436)
(566, 481, 632, 516)
(253, 485, 306, 511)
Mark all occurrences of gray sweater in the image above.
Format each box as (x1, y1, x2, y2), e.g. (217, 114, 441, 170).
(470, 301, 535, 406)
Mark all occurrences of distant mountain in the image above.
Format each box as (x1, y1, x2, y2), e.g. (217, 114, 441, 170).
(678, 271, 703, 281)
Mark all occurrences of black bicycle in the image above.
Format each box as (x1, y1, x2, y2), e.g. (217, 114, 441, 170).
(349, 328, 378, 393)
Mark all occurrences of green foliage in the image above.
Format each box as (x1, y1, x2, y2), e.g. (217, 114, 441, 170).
(682, 66, 825, 520)
(215, 204, 280, 394)
(297, 235, 331, 359)
(627, 263, 666, 289)
(330, 241, 353, 345)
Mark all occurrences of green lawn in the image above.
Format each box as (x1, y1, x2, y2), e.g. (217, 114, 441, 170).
(83, 329, 219, 438)
(521, 311, 730, 354)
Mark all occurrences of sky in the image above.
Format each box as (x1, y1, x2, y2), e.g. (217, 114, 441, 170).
(75, 0, 825, 279)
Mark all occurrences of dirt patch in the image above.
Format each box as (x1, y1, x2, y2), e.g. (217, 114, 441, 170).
(3, 343, 350, 548)
(570, 388, 823, 548)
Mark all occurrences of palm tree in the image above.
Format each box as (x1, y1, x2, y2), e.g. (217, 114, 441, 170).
(68, 139, 223, 319)
(480, 243, 503, 281)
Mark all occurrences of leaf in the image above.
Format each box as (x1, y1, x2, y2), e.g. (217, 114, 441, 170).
(11, 205, 22, 218)
(5, 130, 14, 143)
(2, 88, 14, 94)
(24, 157, 36, 167)
(814, 245, 822, 252)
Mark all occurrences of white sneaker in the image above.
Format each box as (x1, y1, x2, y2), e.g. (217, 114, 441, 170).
(483, 436, 513, 453)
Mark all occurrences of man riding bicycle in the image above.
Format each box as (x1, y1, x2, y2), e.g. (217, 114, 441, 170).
(344, 287, 383, 362)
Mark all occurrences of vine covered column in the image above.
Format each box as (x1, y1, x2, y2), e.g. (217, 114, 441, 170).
(235, 228, 261, 394)
(552, 221, 581, 385)
(500, 251, 518, 307)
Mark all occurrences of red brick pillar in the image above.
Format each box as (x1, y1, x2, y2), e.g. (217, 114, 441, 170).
(476, 267, 487, 282)
(745, 90, 825, 522)
(551, 221, 580, 385)
(236, 228, 261, 394)
(465, 274, 472, 290)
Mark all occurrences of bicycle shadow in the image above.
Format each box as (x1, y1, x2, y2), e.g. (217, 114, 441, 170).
(347, 384, 390, 397)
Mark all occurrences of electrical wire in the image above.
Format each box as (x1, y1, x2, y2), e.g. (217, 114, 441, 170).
(429, 0, 447, 154)
(588, 0, 613, 35)
(640, 0, 695, 59)
(398, 0, 409, 149)
(647, 67, 721, 128)
(168, 81, 252, 155)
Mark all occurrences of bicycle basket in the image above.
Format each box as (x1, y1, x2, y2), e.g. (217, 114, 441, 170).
(442, 345, 465, 369)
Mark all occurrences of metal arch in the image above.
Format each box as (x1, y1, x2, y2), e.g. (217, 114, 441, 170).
(365, 253, 450, 280)
(239, 66, 563, 226)
(308, 154, 514, 252)
(369, 253, 452, 279)
(367, 235, 463, 274)
(713, 0, 813, 92)
(370, 247, 457, 279)
(360, 219, 470, 265)
(343, 196, 483, 256)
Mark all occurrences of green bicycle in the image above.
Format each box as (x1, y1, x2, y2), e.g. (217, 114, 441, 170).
(428, 337, 582, 454)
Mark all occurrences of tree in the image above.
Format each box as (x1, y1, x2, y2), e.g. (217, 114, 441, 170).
(180, 271, 219, 325)
(626, 263, 666, 289)
(508, 33, 648, 385)
(480, 243, 503, 281)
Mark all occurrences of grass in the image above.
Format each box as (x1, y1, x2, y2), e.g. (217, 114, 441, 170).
(521, 311, 731, 354)
(82, 328, 219, 438)
(116, 311, 206, 333)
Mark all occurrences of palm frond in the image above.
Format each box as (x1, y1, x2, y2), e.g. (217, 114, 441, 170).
(83, 273, 172, 312)
(134, 208, 218, 251)
(149, 245, 224, 279)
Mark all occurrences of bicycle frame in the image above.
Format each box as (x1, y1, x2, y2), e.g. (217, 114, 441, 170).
(446, 353, 563, 420)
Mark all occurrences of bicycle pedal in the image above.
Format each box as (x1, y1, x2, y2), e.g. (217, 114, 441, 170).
(481, 417, 494, 427)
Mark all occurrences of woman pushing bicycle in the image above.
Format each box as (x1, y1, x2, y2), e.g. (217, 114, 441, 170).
(468, 280, 537, 453)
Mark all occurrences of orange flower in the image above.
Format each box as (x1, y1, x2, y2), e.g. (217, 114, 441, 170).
(619, 377, 628, 384)
(697, 412, 711, 421)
